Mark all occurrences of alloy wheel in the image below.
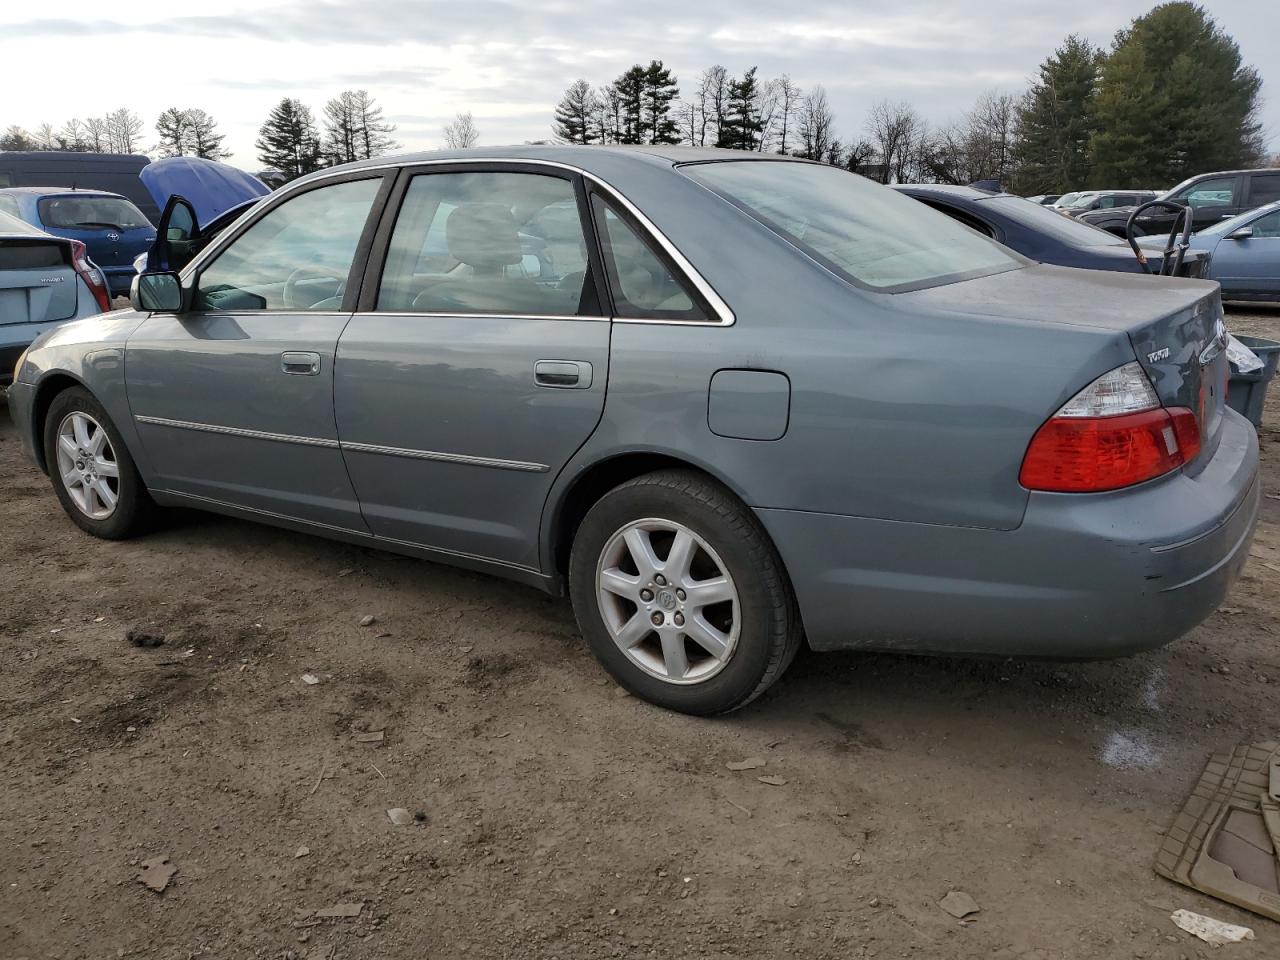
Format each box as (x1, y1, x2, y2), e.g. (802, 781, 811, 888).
(595, 518, 740, 684)
(55, 411, 120, 520)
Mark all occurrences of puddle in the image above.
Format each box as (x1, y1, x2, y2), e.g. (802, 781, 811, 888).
(1100, 729, 1162, 770)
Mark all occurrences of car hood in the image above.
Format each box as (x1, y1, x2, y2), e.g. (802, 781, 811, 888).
(140, 157, 270, 227)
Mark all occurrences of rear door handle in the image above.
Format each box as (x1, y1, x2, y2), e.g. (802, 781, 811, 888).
(534, 359, 592, 389)
(281, 351, 321, 376)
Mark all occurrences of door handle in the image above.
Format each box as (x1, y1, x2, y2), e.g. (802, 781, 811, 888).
(534, 359, 592, 389)
(281, 351, 321, 376)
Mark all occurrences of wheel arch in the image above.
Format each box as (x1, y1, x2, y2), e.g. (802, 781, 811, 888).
(543, 448, 769, 581)
(29, 372, 91, 474)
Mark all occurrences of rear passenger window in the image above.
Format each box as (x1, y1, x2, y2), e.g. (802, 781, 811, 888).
(1250, 175, 1280, 207)
(376, 172, 594, 317)
(0, 195, 20, 217)
(590, 196, 707, 322)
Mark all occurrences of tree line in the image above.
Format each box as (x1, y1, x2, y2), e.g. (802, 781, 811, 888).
(552, 2, 1267, 192)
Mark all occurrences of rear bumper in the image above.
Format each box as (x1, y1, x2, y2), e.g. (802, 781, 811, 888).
(760, 408, 1260, 657)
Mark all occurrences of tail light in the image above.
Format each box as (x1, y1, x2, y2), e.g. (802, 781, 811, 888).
(1020, 362, 1201, 493)
(69, 239, 111, 313)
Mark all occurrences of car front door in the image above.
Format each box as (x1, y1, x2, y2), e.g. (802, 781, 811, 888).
(333, 165, 612, 570)
(1210, 209, 1280, 298)
(126, 172, 390, 529)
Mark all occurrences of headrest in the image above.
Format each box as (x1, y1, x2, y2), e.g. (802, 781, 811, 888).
(447, 203, 522, 268)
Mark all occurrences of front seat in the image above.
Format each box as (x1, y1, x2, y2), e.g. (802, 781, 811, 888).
(411, 204, 543, 313)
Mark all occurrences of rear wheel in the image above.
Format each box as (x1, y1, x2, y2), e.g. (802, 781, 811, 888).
(569, 470, 801, 715)
(43, 387, 155, 539)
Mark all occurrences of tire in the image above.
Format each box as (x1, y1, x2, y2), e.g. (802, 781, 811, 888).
(568, 469, 802, 715)
(42, 386, 156, 540)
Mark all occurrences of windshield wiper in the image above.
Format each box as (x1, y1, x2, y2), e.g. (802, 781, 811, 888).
(72, 221, 128, 230)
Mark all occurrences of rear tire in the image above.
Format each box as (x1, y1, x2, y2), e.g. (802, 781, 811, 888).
(42, 387, 156, 540)
(569, 470, 801, 715)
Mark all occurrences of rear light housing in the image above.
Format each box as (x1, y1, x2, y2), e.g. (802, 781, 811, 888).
(69, 239, 112, 313)
(1019, 362, 1201, 493)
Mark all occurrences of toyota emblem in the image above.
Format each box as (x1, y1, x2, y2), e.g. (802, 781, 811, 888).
(106, 231, 120, 242)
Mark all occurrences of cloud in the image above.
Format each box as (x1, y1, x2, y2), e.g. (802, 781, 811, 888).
(1, 0, 1275, 165)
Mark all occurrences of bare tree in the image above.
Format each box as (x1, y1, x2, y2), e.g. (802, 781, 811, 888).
(442, 111, 479, 149)
(105, 108, 143, 153)
(797, 86, 835, 161)
(84, 117, 109, 152)
(965, 91, 1019, 184)
(755, 77, 782, 152)
(696, 65, 729, 147)
(865, 100, 925, 183)
(34, 123, 58, 149)
(773, 75, 801, 155)
(59, 118, 88, 151)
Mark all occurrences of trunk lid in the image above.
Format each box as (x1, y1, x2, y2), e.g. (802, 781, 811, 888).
(0, 238, 78, 325)
(900, 263, 1227, 460)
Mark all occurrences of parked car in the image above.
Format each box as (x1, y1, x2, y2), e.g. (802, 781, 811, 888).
(1078, 168, 1280, 236)
(892, 184, 1210, 277)
(0, 209, 111, 385)
(0, 152, 159, 223)
(1025, 194, 1061, 205)
(0, 187, 156, 298)
(1139, 201, 1280, 302)
(1059, 189, 1158, 216)
(8, 147, 1258, 715)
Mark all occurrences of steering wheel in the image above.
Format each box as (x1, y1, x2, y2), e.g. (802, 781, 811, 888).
(284, 267, 344, 309)
(1125, 200, 1193, 277)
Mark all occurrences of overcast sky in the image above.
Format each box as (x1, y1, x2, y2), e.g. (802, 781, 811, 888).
(2, 0, 1276, 171)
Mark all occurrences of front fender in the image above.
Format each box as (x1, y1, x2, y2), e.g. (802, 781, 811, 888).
(18, 310, 155, 483)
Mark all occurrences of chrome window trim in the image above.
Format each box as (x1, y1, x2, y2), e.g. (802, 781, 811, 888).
(135, 415, 549, 473)
(367, 311, 608, 323)
(178, 157, 735, 328)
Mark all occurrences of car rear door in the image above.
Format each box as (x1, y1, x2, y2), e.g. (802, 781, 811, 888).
(334, 163, 611, 570)
(126, 171, 391, 529)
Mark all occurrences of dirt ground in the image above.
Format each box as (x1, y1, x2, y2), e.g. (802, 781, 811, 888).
(2, 306, 1280, 960)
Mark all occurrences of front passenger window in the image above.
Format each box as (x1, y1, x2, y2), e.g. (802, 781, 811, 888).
(194, 178, 380, 312)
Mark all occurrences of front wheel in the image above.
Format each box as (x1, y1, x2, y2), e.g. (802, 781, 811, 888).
(569, 470, 802, 715)
(42, 387, 156, 539)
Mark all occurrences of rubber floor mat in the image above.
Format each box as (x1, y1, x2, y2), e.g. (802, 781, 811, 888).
(1154, 741, 1280, 921)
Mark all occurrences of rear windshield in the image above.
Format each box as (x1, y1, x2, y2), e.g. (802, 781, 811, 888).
(37, 195, 150, 231)
(683, 161, 1020, 291)
(0, 240, 67, 269)
(981, 195, 1125, 247)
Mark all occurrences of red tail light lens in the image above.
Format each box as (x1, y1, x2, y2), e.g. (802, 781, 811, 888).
(69, 239, 111, 313)
(1020, 407, 1201, 492)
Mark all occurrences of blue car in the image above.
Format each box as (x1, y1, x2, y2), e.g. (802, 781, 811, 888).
(0, 187, 156, 298)
(1140, 201, 1280, 303)
(893, 184, 1210, 279)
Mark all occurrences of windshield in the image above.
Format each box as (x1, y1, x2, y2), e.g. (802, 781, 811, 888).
(1054, 192, 1086, 207)
(1061, 193, 1100, 210)
(1197, 202, 1280, 238)
(980, 195, 1124, 247)
(684, 161, 1020, 291)
(37, 195, 150, 231)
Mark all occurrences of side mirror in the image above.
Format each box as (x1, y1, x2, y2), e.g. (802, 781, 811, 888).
(131, 272, 184, 313)
(1227, 226, 1254, 241)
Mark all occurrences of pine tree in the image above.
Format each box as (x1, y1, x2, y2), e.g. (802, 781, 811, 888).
(0, 125, 35, 150)
(155, 108, 190, 157)
(256, 98, 323, 181)
(553, 79, 599, 144)
(719, 67, 764, 150)
(186, 109, 230, 160)
(1091, 2, 1263, 187)
(1013, 36, 1101, 193)
(641, 60, 679, 144)
(612, 66, 647, 144)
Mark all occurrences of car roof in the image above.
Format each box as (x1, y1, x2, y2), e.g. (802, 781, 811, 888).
(0, 185, 128, 199)
(301, 144, 810, 186)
